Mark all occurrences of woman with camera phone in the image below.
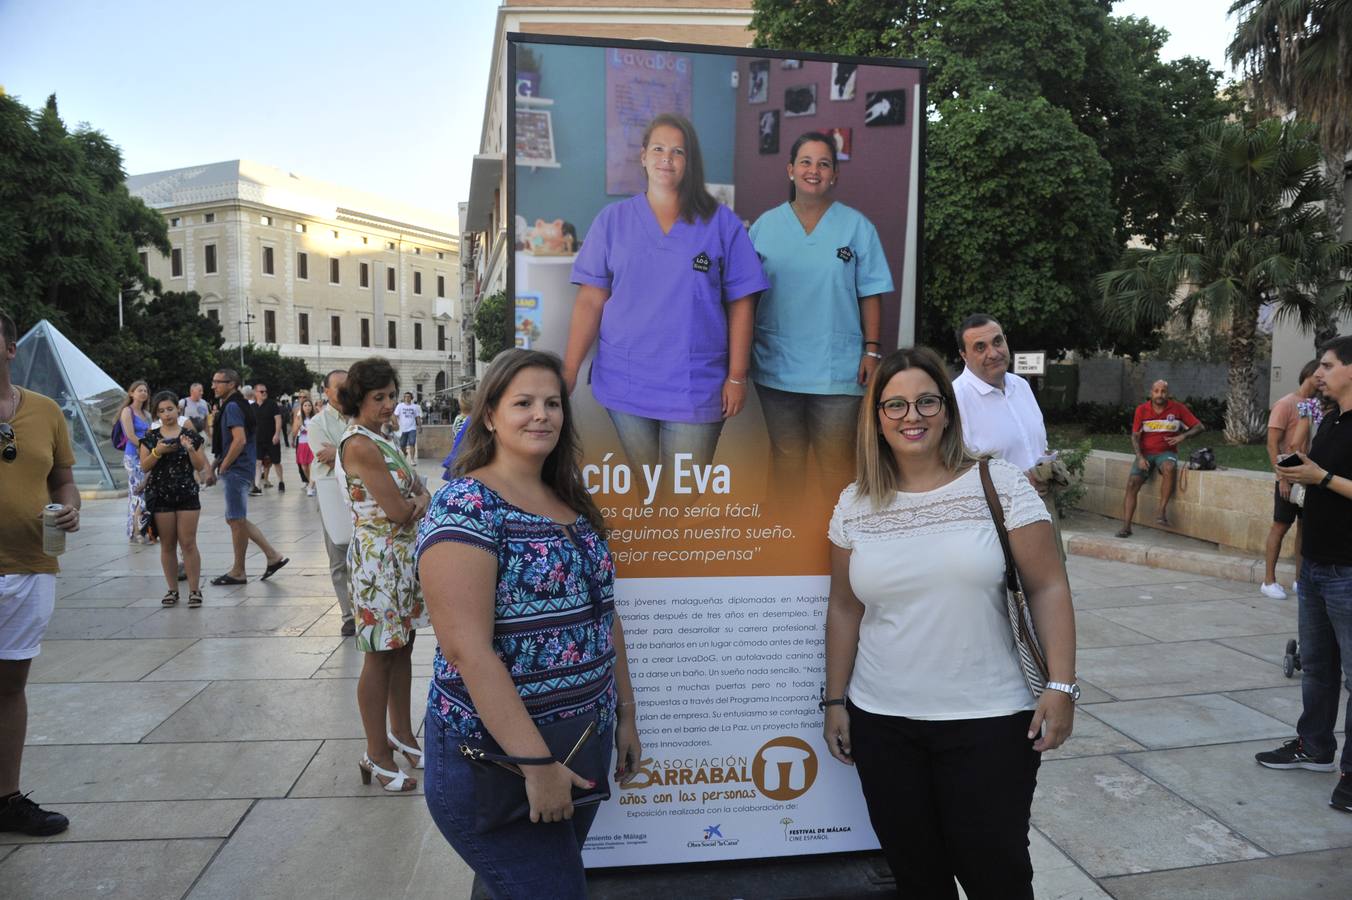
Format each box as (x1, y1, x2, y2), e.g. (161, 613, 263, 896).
(138, 391, 207, 606)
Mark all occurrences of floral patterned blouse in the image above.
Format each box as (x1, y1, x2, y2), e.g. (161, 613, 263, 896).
(414, 477, 617, 739)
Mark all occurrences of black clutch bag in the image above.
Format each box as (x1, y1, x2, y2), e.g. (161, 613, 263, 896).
(459, 714, 610, 832)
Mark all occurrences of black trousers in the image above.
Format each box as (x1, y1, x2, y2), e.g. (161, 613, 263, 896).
(848, 703, 1041, 900)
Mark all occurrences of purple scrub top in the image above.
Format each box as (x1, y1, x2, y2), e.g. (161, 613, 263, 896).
(572, 195, 769, 424)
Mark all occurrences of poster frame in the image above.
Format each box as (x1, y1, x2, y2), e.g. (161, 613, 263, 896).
(504, 31, 929, 347)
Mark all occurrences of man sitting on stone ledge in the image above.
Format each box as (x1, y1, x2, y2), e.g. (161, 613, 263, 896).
(1116, 380, 1203, 538)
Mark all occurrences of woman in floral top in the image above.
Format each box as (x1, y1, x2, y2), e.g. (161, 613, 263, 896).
(337, 357, 431, 793)
(416, 349, 641, 899)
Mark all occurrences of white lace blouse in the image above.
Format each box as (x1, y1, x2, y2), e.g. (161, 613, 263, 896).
(828, 458, 1050, 720)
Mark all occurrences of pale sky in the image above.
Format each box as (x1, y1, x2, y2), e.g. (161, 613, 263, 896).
(0, 1, 1238, 229)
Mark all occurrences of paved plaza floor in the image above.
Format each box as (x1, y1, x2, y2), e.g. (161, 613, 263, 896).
(3, 462, 1350, 898)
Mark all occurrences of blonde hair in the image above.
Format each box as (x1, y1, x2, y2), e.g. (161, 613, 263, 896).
(855, 346, 977, 509)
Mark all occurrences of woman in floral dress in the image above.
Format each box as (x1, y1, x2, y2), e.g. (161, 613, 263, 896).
(337, 357, 431, 792)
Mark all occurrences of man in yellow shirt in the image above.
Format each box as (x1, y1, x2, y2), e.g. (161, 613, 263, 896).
(0, 309, 81, 836)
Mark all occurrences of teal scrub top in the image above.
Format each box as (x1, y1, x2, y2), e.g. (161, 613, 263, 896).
(750, 201, 894, 396)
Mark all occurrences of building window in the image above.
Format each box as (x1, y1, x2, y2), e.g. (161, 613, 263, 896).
(414, 322, 423, 349)
(361, 318, 370, 348)
(207, 309, 220, 325)
(204, 212, 215, 223)
(262, 245, 275, 275)
(414, 247, 421, 255)
(264, 309, 277, 344)
(331, 315, 342, 346)
(414, 271, 422, 295)
(332, 229, 339, 239)
(437, 251, 444, 260)
(260, 215, 273, 226)
(138, 250, 149, 272)
(294, 222, 307, 234)
(361, 236, 368, 245)
(204, 243, 217, 274)
(359, 262, 369, 288)
(298, 312, 310, 345)
(386, 268, 396, 292)
(297, 251, 308, 280)
(171, 248, 183, 277)
(388, 320, 397, 349)
(437, 324, 446, 351)
(170, 216, 181, 227)
(386, 241, 396, 251)
(329, 258, 340, 284)
(437, 274, 445, 298)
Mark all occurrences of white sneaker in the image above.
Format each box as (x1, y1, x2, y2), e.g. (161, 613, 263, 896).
(1260, 582, 1287, 600)
(306, 484, 316, 497)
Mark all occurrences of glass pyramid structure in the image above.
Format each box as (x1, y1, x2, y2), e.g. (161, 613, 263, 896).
(12, 320, 126, 490)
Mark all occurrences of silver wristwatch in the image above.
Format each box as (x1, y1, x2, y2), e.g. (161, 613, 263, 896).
(1045, 681, 1080, 703)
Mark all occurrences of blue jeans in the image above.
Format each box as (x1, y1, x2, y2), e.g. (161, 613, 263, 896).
(1296, 560, 1352, 773)
(755, 384, 859, 499)
(423, 712, 612, 900)
(606, 409, 723, 473)
(221, 470, 251, 521)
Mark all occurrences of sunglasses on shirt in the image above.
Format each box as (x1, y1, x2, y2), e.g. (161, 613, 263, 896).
(0, 423, 16, 462)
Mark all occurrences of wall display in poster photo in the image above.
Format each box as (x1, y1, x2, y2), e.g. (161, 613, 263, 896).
(784, 84, 817, 118)
(864, 89, 906, 126)
(826, 127, 852, 162)
(747, 59, 769, 104)
(758, 109, 780, 155)
(781, 58, 801, 69)
(830, 63, 857, 101)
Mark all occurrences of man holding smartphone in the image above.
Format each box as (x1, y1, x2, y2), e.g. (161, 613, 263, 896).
(1260, 335, 1352, 814)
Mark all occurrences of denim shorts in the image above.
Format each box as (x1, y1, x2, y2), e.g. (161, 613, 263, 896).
(1130, 451, 1178, 481)
(222, 471, 250, 520)
(423, 711, 612, 899)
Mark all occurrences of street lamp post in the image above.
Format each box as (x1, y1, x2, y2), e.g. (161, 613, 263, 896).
(237, 313, 256, 368)
(316, 339, 330, 382)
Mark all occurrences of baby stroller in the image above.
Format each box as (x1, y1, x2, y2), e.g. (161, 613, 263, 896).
(1283, 639, 1302, 678)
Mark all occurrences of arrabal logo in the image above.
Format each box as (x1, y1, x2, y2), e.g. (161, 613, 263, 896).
(752, 736, 817, 801)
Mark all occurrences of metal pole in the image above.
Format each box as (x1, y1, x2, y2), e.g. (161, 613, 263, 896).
(118, 291, 124, 329)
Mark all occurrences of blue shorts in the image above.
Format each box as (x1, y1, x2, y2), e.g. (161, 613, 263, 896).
(1130, 451, 1178, 481)
(222, 471, 250, 521)
(399, 430, 417, 450)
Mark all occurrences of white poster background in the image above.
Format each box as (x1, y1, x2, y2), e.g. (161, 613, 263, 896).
(583, 576, 878, 867)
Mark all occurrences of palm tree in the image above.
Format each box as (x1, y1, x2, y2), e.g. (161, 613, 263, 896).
(1229, 0, 1352, 236)
(1099, 118, 1351, 443)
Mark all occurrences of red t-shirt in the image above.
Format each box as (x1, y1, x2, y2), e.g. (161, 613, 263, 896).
(1132, 400, 1200, 457)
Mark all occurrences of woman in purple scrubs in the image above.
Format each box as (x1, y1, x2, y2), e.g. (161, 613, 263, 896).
(563, 113, 769, 473)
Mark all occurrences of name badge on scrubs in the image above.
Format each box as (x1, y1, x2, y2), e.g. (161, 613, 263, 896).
(836, 246, 854, 263)
(692, 251, 712, 273)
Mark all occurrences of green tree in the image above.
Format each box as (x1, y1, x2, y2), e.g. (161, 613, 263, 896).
(750, 0, 1233, 354)
(225, 345, 321, 395)
(1229, 0, 1352, 236)
(90, 291, 227, 394)
(473, 290, 511, 361)
(1098, 118, 1352, 443)
(0, 93, 167, 345)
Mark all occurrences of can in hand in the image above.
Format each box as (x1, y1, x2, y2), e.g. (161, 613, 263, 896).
(43, 503, 66, 556)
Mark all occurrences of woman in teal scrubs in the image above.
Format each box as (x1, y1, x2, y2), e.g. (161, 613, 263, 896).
(750, 131, 894, 499)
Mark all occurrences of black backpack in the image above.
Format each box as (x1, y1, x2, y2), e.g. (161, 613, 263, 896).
(1188, 447, 1217, 471)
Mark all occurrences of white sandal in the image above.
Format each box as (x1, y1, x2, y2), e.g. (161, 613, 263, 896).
(387, 731, 425, 769)
(359, 754, 416, 792)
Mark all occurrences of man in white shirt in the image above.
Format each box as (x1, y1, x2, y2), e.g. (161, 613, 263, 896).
(952, 314, 1063, 556)
(393, 392, 421, 460)
(309, 369, 355, 638)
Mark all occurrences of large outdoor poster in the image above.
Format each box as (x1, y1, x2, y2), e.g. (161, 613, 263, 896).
(508, 34, 925, 868)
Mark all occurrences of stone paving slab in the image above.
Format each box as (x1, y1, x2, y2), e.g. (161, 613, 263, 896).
(1032, 755, 1267, 877)
(1100, 846, 1352, 899)
(24, 681, 207, 744)
(0, 799, 252, 845)
(27, 638, 196, 682)
(288, 738, 426, 797)
(41, 607, 160, 640)
(1041, 711, 1146, 760)
(141, 636, 343, 681)
(1091, 598, 1294, 642)
(1076, 640, 1294, 699)
(1084, 694, 1293, 750)
(186, 798, 472, 899)
(20, 741, 321, 802)
(1126, 740, 1352, 856)
(0, 838, 221, 900)
(114, 604, 331, 639)
(1074, 610, 1158, 649)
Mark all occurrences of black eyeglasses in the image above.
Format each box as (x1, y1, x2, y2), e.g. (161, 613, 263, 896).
(0, 423, 15, 462)
(877, 395, 945, 420)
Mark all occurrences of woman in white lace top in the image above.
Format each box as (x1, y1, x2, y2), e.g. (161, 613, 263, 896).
(822, 346, 1075, 900)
